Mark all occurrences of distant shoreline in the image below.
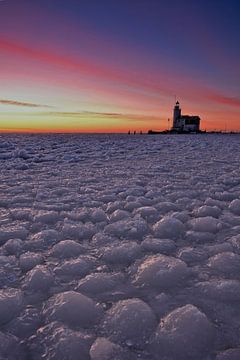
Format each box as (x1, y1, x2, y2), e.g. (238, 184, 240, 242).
(0, 131, 240, 135)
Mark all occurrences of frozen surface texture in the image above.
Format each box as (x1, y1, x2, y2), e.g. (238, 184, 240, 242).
(0, 133, 240, 359)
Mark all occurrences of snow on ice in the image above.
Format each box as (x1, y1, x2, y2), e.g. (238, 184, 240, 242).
(0, 133, 240, 359)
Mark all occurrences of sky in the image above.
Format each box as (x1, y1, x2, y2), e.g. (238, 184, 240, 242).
(0, 0, 240, 132)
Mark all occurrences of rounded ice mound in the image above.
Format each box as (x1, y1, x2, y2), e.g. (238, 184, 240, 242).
(193, 205, 221, 218)
(153, 217, 184, 239)
(77, 272, 123, 295)
(34, 211, 61, 225)
(187, 216, 222, 233)
(6, 306, 41, 338)
(134, 206, 158, 221)
(141, 237, 176, 255)
(155, 201, 180, 214)
(185, 230, 215, 244)
(91, 209, 108, 223)
(104, 217, 149, 240)
(228, 234, 240, 253)
(90, 337, 129, 360)
(133, 255, 188, 290)
(0, 289, 24, 325)
(23, 265, 54, 292)
(29, 322, 93, 360)
(3, 238, 23, 255)
(195, 280, 240, 302)
(229, 199, 240, 215)
(19, 252, 44, 272)
(101, 242, 142, 265)
(207, 252, 240, 277)
(150, 304, 214, 360)
(102, 298, 157, 349)
(0, 331, 25, 360)
(43, 291, 102, 328)
(50, 240, 85, 259)
(54, 257, 93, 278)
(177, 247, 207, 265)
(62, 223, 95, 240)
(216, 348, 240, 360)
(109, 209, 130, 222)
(0, 226, 28, 245)
(30, 229, 60, 248)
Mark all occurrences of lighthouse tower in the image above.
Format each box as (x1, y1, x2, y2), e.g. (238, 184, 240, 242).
(172, 101, 181, 129)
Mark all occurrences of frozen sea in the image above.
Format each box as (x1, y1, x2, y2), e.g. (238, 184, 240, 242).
(0, 133, 240, 360)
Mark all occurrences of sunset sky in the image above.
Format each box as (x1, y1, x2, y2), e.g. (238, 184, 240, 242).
(1, 0, 240, 132)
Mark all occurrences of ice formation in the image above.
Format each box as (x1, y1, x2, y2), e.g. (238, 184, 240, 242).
(0, 133, 240, 359)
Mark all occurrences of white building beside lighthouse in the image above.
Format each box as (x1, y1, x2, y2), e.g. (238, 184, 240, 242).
(172, 101, 201, 132)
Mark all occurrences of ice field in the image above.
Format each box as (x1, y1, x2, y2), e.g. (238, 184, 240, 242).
(0, 133, 240, 360)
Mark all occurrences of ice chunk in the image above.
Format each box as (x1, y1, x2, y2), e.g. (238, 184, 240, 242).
(90, 338, 129, 360)
(207, 252, 240, 277)
(150, 304, 214, 359)
(6, 306, 41, 338)
(62, 223, 95, 240)
(216, 348, 240, 360)
(50, 240, 85, 259)
(0, 331, 25, 360)
(10, 209, 33, 221)
(134, 206, 158, 221)
(77, 272, 123, 295)
(23, 265, 54, 292)
(205, 197, 227, 209)
(229, 199, 240, 215)
(155, 201, 180, 214)
(185, 230, 215, 243)
(177, 247, 208, 264)
(193, 205, 221, 218)
(91, 209, 108, 223)
(0, 289, 24, 324)
(91, 232, 118, 247)
(16, 149, 30, 159)
(101, 242, 142, 265)
(104, 217, 149, 240)
(141, 237, 176, 255)
(228, 234, 240, 253)
(27, 230, 60, 251)
(34, 211, 61, 224)
(43, 291, 102, 327)
(29, 322, 92, 360)
(54, 257, 93, 278)
(195, 280, 240, 302)
(19, 252, 44, 272)
(204, 242, 233, 256)
(133, 255, 188, 290)
(153, 217, 185, 239)
(124, 201, 141, 212)
(171, 211, 190, 223)
(109, 209, 131, 222)
(187, 216, 222, 233)
(2, 238, 23, 255)
(102, 298, 157, 349)
(0, 226, 28, 245)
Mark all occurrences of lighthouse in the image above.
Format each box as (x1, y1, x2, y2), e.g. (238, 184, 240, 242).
(171, 100, 201, 132)
(173, 101, 181, 129)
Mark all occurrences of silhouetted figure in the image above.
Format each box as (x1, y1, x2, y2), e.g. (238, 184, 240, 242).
(133, 130, 136, 135)
(128, 130, 130, 135)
